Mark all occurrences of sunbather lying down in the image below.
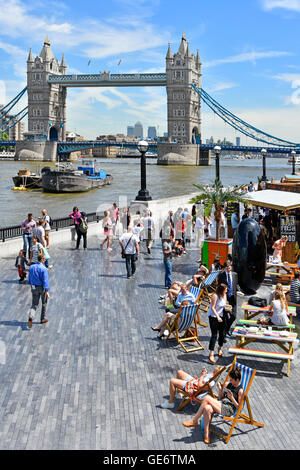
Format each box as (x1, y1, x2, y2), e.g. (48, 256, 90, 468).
(159, 365, 223, 409)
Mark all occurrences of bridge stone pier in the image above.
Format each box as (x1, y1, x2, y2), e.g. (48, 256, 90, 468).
(15, 35, 209, 165)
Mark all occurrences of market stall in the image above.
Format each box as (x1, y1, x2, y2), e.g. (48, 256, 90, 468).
(245, 189, 300, 263)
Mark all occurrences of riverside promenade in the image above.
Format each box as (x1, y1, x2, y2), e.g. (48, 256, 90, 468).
(0, 233, 299, 451)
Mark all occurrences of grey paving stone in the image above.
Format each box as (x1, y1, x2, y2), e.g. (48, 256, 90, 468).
(0, 235, 299, 450)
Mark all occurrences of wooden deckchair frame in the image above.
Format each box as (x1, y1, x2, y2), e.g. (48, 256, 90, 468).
(210, 358, 264, 444)
(176, 366, 226, 411)
(166, 304, 204, 353)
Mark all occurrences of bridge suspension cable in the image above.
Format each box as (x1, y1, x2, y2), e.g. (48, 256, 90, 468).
(192, 84, 300, 148)
(0, 106, 28, 131)
(0, 86, 27, 120)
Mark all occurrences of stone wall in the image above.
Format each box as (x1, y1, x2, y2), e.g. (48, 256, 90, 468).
(157, 143, 211, 166)
(14, 141, 58, 161)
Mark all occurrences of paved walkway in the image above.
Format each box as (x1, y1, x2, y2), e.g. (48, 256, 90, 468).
(0, 235, 299, 450)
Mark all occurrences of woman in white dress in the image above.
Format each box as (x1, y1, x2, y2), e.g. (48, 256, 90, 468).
(269, 291, 289, 326)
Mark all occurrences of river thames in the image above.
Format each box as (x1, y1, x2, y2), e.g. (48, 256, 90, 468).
(0, 157, 292, 227)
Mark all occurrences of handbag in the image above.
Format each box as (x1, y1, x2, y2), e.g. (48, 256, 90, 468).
(121, 235, 133, 259)
(248, 296, 267, 307)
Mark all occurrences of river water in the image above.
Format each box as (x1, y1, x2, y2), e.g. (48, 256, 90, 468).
(0, 157, 292, 227)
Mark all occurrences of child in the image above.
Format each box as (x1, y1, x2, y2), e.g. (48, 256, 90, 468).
(160, 365, 223, 409)
(15, 249, 28, 283)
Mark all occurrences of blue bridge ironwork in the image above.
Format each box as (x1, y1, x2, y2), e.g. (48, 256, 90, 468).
(48, 73, 167, 87)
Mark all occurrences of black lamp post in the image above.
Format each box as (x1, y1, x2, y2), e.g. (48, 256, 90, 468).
(291, 150, 296, 175)
(135, 140, 152, 201)
(261, 148, 267, 181)
(213, 145, 222, 184)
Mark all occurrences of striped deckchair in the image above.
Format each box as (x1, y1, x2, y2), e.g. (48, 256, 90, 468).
(166, 303, 204, 353)
(176, 366, 226, 411)
(188, 285, 202, 302)
(195, 270, 222, 327)
(210, 359, 264, 444)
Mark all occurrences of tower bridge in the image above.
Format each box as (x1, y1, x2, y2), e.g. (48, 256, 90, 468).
(1, 34, 299, 164)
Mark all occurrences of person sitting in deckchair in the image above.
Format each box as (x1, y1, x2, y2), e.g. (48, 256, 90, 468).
(159, 366, 223, 409)
(192, 263, 209, 287)
(152, 285, 196, 338)
(182, 366, 244, 445)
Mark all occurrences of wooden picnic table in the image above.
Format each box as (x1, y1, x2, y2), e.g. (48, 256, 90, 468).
(265, 262, 298, 283)
(230, 326, 298, 376)
(241, 302, 296, 323)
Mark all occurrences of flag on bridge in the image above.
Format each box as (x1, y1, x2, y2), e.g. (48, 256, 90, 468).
(117, 59, 122, 66)
(88, 60, 91, 66)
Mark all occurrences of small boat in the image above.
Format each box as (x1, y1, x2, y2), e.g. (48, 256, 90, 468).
(12, 168, 42, 189)
(41, 159, 113, 193)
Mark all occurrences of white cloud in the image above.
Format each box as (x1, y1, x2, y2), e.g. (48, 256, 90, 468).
(204, 50, 292, 68)
(202, 105, 300, 143)
(210, 82, 238, 92)
(261, 0, 300, 12)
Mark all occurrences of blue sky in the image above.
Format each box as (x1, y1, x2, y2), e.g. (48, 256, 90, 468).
(0, 0, 299, 142)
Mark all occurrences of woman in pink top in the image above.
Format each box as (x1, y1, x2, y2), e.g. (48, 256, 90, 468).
(101, 210, 113, 251)
(69, 206, 82, 249)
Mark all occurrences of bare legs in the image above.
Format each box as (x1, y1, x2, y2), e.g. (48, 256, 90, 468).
(182, 395, 222, 441)
(101, 236, 112, 251)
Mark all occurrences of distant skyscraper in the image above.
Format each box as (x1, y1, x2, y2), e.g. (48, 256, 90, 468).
(127, 126, 134, 136)
(236, 136, 241, 146)
(134, 121, 143, 138)
(148, 126, 157, 139)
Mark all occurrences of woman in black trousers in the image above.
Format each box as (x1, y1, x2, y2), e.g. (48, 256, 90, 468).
(207, 284, 228, 364)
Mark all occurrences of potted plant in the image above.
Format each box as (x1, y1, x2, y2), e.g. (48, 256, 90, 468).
(190, 180, 248, 265)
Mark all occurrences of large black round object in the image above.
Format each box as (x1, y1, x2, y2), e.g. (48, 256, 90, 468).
(232, 218, 267, 295)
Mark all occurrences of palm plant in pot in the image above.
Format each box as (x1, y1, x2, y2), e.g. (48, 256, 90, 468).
(190, 180, 248, 267)
(190, 179, 248, 241)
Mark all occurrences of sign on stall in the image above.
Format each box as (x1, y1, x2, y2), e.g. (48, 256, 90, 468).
(280, 215, 296, 242)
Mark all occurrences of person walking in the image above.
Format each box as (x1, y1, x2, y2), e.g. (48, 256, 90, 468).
(109, 202, 119, 236)
(162, 236, 174, 288)
(21, 213, 36, 258)
(207, 283, 228, 364)
(101, 210, 113, 251)
(142, 210, 155, 254)
(41, 209, 51, 248)
(69, 206, 82, 248)
(15, 249, 28, 283)
(27, 253, 50, 329)
(119, 227, 140, 279)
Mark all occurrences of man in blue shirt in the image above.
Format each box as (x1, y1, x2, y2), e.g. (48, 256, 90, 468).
(231, 209, 240, 232)
(28, 254, 50, 329)
(151, 285, 196, 338)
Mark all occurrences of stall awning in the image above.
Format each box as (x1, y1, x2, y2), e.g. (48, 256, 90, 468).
(245, 189, 300, 211)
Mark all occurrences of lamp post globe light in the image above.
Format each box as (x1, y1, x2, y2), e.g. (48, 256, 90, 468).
(213, 145, 222, 184)
(291, 150, 296, 176)
(261, 148, 267, 181)
(135, 140, 152, 201)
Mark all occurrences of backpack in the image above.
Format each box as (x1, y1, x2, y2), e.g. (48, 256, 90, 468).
(248, 296, 267, 308)
(79, 216, 88, 233)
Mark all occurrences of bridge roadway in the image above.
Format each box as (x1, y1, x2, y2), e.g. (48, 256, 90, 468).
(0, 234, 299, 450)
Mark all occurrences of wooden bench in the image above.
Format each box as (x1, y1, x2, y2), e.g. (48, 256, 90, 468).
(229, 346, 294, 361)
(237, 319, 295, 330)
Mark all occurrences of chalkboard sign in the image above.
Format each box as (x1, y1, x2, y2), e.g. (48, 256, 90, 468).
(226, 202, 239, 224)
(280, 215, 296, 242)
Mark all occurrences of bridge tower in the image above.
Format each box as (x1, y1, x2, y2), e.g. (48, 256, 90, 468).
(166, 34, 202, 144)
(26, 37, 67, 142)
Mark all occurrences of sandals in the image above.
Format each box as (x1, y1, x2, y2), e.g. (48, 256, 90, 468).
(218, 349, 223, 357)
(182, 420, 199, 428)
(208, 356, 216, 364)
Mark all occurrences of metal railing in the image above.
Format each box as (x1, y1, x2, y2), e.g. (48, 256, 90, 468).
(0, 212, 101, 242)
